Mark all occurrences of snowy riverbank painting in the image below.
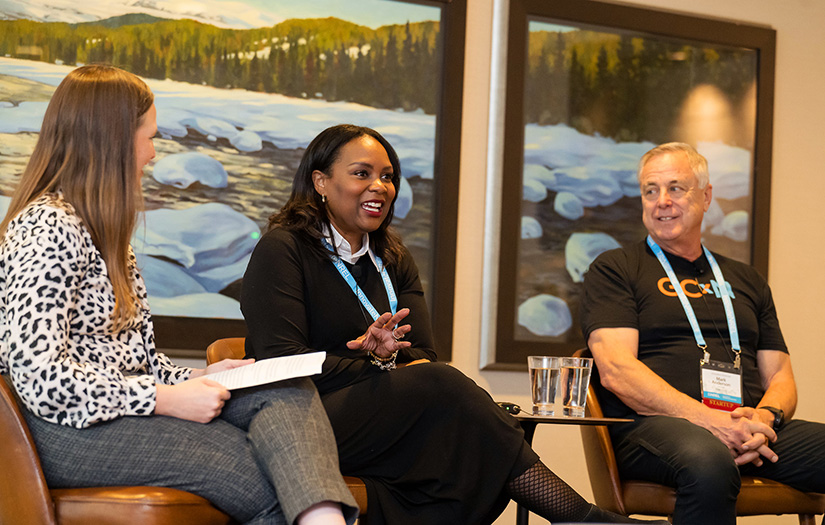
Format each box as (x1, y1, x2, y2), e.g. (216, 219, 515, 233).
(493, 0, 775, 366)
(0, 0, 448, 339)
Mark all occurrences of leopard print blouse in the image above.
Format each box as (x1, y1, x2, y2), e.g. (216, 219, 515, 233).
(0, 193, 191, 428)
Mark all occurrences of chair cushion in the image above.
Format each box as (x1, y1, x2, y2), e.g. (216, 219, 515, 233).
(622, 480, 677, 516)
(51, 486, 231, 525)
(51, 479, 369, 524)
(737, 477, 825, 516)
(345, 476, 369, 515)
(51, 479, 369, 525)
(623, 476, 825, 518)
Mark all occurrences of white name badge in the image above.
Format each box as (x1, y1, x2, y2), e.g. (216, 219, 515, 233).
(700, 359, 743, 412)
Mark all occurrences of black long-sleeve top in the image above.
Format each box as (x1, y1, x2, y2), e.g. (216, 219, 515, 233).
(240, 228, 437, 395)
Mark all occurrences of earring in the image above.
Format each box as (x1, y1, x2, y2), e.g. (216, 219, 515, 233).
(321, 194, 327, 203)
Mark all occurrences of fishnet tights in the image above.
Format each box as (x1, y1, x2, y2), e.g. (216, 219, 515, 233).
(505, 460, 591, 522)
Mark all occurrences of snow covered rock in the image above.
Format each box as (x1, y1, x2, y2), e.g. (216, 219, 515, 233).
(394, 176, 413, 219)
(698, 142, 751, 200)
(518, 294, 573, 337)
(548, 166, 624, 207)
(565, 232, 621, 283)
(151, 152, 228, 189)
(135, 252, 207, 298)
(524, 123, 606, 168)
(230, 130, 263, 152)
(554, 191, 584, 220)
(523, 177, 548, 202)
(0, 101, 48, 133)
(701, 200, 725, 232)
(523, 163, 557, 189)
(0, 195, 11, 221)
(712, 210, 749, 242)
(131, 203, 259, 292)
(521, 216, 542, 239)
(181, 116, 239, 139)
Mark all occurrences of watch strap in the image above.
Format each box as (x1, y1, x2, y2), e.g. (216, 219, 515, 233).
(760, 406, 784, 429)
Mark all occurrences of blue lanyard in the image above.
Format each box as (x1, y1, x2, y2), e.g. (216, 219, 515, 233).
(646, 236, 741, 367)
(322, 239, 397, 321)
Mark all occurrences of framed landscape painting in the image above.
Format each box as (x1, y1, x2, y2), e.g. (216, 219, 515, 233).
(489, 0, 775, 368)
(0, 0, 465, 357)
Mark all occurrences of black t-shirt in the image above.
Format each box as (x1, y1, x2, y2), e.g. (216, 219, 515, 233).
(580, 240, 787, 419)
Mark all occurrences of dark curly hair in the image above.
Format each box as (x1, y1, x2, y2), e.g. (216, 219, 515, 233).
(268, 124, 405, 265)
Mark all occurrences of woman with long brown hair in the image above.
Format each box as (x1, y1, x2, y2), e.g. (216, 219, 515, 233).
(0, 65, 358, 525)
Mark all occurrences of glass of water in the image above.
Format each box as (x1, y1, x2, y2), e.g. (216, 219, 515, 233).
(559, 356, 593, 417)
(528, 356, 561, 415)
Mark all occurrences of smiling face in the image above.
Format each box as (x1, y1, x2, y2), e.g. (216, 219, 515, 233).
(134, 103, 157, 178)
(312, 135, 396, 250)
(640, 151, 712, 260)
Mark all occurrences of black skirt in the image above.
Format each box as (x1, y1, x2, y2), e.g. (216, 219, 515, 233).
(321, 362, 538, 525)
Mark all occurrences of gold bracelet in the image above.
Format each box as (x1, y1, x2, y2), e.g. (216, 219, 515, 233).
(369, 350, 398, 370)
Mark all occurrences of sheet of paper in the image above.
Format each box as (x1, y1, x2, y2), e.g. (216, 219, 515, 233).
(204, 352, 326, 390)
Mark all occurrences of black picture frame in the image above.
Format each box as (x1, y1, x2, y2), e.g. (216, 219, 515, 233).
(489, 0, 775, 369)
(156, 0, 466, 359)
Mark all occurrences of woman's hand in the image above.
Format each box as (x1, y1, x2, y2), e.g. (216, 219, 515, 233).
(189, 358, 255, 379)
(347, 308, 412, 358)
(155, 377, 231, 423)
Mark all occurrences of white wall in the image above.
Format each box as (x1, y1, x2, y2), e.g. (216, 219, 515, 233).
(448, 1, 825, 523)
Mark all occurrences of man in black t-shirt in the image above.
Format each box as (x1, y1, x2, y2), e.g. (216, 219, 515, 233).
(581, 143, 825, 525)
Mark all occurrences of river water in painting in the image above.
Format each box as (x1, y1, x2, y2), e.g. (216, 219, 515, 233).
(0, 57, 434, 318)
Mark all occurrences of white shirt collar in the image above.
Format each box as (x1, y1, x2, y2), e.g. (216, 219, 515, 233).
(323, 224, 382, 270)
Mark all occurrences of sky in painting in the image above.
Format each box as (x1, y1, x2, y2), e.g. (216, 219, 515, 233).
(0, 0, 439, 29)
(244, 0, 439, 28)
(529, 20, 577, 33)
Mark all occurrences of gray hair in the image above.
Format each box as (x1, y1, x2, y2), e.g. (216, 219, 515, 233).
(638, 142, 710, 188)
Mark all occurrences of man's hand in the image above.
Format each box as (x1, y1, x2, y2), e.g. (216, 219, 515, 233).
(589, 327, 779, 463)
(699, 407, 777, 466)
(732, 433, 778, 466)
(724, 350, 798, 467)
(729, 407, 779, 466)
(703, 407, 775, 447)
(732, 406, 775, 428)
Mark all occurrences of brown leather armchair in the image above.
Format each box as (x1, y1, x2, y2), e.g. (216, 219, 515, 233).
(575, 351, 825, 524)
(0, 376, 231, 525)
(206, 337, 369, 519)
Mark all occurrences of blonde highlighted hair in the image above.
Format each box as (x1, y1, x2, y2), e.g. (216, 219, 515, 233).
(0, 64, 154, 330)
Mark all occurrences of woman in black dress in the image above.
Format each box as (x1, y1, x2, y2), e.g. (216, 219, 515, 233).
(241, 124, 667, 525)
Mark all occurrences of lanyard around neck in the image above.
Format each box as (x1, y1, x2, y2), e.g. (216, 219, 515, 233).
(322, 238, 397, 321)
(646, 236, 741, 367)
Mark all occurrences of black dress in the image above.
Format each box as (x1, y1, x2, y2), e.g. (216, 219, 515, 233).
(241, 228, 538, 524)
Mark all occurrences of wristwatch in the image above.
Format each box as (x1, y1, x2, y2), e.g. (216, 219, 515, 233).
(760, 406, 785, 429)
